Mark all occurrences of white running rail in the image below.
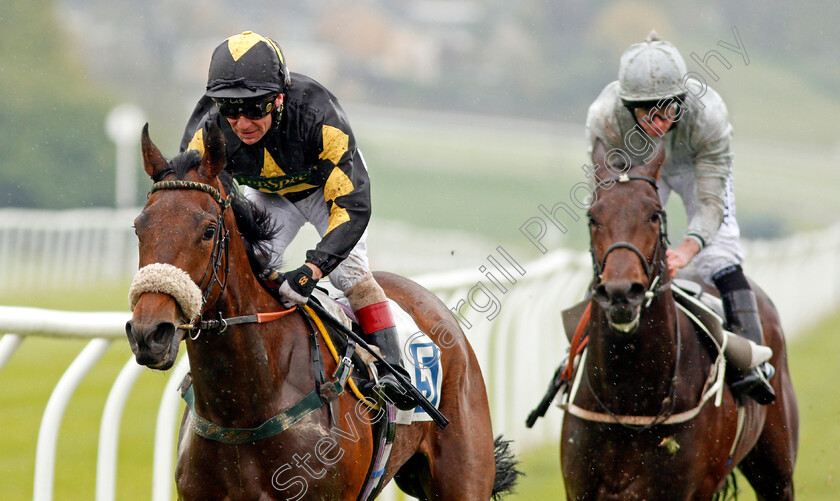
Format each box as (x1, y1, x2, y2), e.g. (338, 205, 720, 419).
(1, 220, 839, 499)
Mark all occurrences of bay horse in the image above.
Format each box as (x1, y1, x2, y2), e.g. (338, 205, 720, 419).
(125, 124, 518, 500)
(560, 140, 798, 500)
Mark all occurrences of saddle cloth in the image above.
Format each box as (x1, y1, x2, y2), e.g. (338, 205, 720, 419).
(312, 289, 443, 424)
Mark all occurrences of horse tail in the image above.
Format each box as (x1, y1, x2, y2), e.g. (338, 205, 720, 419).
(491, 435, 521, 499)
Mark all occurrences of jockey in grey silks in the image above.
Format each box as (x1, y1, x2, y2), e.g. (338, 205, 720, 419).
(585, 32, 775, 404)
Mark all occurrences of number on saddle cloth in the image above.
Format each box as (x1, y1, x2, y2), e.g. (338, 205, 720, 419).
(311, 289, 444, 423)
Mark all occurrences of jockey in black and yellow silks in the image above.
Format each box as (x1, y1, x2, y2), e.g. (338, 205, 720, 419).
(181, 72, 371, 277)
(180, 31, 416, 410)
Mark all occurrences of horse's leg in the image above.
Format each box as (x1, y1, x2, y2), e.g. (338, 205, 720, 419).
(373, 272, 498, 499)
(738, 401, 797, 500)
(422, 417, 495, 499)
(736, 378, 797, 499)
(738, 304, 798, 500)
(387, 385, 495, 501)
(394, 452, 433, 500)
(420, 346, 496, 499)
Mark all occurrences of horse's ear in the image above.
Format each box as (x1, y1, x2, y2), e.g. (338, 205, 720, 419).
(141, 123, 167, 179)
(591, 138, 608, 174)
(640, 139, 666, 179)
(199, 124, 227, 179)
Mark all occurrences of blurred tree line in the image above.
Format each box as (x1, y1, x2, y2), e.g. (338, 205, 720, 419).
(1, 0, 115, 208)
(2, 0, 838, 209)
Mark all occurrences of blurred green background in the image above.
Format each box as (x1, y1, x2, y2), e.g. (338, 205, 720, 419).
(3, 0, 840, 248)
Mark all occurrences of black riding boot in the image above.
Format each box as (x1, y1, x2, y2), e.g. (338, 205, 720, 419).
(365, 326, 418, 411)
(721, 289, 776, 405)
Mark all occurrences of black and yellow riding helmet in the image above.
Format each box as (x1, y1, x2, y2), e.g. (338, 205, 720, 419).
(205, 31, 291, 99)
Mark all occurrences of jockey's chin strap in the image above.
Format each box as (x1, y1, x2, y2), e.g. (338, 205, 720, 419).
(589, 173, 671, 307)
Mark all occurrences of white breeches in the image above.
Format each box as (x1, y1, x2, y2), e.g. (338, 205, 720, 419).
(244, 187, 371, 292)
(657, 171, 744, 284)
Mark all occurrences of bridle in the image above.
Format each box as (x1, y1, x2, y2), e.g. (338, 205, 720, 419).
(581, 172, 680, 429)
(589, 172, 671, 306)
(149, 179, 231, 336)
(145, 181, 367, 444)
(564, 169, 729, 430)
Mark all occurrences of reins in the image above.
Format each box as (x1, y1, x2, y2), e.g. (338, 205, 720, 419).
(177, 309, 298, 333)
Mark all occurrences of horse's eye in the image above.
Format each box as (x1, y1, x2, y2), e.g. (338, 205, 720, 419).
(649, 212, 660, 223)
(203, 226, 217, 240)
(588, 215, 599, 228)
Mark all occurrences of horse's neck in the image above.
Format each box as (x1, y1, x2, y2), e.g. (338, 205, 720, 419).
(588, 294, 680, 412)
(185, 237, 305, 425)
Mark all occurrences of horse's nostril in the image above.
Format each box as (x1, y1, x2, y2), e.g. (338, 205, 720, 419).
(151, 322, 176, 347)
(628, 282, 646, 302)
(594, 284, 609, 303)
(596, 281, 646, 306)
(125, 321, 139, 351)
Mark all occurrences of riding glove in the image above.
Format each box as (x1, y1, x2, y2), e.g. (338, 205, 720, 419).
(279, 265, 318, 305)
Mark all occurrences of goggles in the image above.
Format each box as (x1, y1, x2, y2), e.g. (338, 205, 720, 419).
(213, 94, 278, 119)
(624, 95, 685, 123)
(633, 102, 682, 123)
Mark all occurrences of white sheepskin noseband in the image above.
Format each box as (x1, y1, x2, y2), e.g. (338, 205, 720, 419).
(128, 263, 203, 320)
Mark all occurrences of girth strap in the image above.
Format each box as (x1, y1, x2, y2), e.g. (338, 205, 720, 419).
(181, 354, 354, 444)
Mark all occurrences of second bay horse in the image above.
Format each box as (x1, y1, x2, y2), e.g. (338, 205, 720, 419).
(560, 140, 798, 500)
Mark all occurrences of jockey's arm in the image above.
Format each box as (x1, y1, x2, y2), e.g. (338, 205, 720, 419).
(685, 96, 733, 249)
(304, 262, 324, 279)
(668, 105, 732, 275)
(303, 108, 372, 277)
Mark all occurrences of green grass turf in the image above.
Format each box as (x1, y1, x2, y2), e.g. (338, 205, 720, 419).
(0, 288, 837, 499)
(0, 283, 180, 500)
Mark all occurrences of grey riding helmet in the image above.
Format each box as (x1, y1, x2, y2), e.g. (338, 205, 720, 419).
(618, 39, 687, 104)
(205, 31, 291, 99)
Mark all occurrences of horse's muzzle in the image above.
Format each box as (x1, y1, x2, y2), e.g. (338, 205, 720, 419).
(125, 319, 181, 370)
(594, 280, 645, 332)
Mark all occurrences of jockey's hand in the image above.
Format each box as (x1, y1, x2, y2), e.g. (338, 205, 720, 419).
(666, 238, 701, 277)
(279, 264, 320, 305)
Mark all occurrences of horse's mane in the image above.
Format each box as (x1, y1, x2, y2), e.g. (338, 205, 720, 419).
(169, 150, 279, 275)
